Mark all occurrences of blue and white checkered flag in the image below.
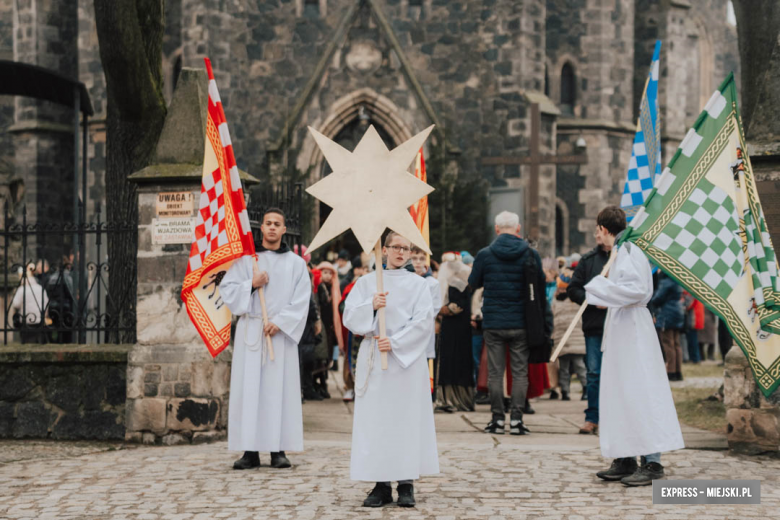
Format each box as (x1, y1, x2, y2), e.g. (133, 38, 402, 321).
(621, 41, 661, 219)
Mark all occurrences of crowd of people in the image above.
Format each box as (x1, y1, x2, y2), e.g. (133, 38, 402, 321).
(297, 209, 732, 422)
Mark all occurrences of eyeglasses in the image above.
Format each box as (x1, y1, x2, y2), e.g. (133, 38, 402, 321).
(387, 245, 411, 253)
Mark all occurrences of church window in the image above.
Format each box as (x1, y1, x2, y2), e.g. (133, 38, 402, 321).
(303, 0, 323, 19)
(560, 62, 576, 116)
(408, 0, 423, 20)
(544, 65, 549, 97)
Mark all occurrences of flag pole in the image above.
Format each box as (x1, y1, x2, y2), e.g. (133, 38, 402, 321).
(375, 239, 389, 370)
(258, 281, 274, 361)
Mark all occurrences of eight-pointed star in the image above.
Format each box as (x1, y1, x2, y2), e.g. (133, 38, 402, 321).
(305, 124, 435, 254)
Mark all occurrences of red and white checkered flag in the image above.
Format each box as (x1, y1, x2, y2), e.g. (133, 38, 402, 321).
(181, 58, 255, 357)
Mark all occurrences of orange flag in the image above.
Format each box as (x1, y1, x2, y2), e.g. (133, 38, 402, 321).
(181, 58, 256, 357)
(408, 147, 430, 254)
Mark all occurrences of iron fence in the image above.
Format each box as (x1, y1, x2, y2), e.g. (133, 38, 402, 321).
(1, 203, 136, 345)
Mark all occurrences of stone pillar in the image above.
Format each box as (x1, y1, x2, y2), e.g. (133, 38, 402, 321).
(125, 68, 258, 445)
(724, 1, 780, 455)
(10, 0, 78, 224)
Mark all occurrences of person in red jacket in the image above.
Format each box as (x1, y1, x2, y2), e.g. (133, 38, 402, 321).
(682, 291, 705, 364)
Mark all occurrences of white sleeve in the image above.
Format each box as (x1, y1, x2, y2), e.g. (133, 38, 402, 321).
(585, 246, 651, 308)
(343, 277, 378, 336)
(219, 256, 254, 317)
(269, 259, 311, 344)
(388, 283, 434, 369)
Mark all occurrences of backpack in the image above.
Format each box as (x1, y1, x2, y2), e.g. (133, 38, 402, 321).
(523, 249, 553, 363)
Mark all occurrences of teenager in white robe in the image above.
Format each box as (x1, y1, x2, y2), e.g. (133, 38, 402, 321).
(343, 233, 438, 508)
(220, 208, 311, 470)
(583, 206, 684, 487)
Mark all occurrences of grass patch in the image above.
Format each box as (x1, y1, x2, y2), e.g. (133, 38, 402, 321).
(672, 386, 727, 434)
(681, 362, 726, 380)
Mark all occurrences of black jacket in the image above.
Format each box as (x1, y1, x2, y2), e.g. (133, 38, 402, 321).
(299, 295, 320, 347)
(469, 233, 541, 330)
(567, 246, 609, 337)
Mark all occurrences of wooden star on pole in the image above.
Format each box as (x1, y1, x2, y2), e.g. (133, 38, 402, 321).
(305, 124, 435, 255)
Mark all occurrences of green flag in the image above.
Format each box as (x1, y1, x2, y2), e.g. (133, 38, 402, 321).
(622, 73, 780, 396)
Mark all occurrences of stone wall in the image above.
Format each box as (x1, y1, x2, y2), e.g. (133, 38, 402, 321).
(0, 0, 14, 219)
(724, 347, 780, 454)
(124, 345, 229, 446)
(546, 0, 635, 123)
(0, 346, 127, 440)
(169, 0, 554, 254)
(10, 0, 78, 225)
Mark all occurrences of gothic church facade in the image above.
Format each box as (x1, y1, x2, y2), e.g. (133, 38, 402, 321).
(0, 0, 739, 258)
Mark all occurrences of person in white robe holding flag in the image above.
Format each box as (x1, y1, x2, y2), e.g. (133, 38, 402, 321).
(583, 206, 684, 487)
(343, 232, 438, 508)
(219, 208, 311, 470)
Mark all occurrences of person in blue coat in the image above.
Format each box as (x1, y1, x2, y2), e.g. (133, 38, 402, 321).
(650, 271, 685, 381)
(468, 211, 542, 436)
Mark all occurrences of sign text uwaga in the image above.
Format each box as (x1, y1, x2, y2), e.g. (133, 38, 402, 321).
(153, 191, 196, 245)
(157, 192, 194, 218)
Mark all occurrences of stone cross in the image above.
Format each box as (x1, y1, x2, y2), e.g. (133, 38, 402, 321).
(481, 103, 587, 242)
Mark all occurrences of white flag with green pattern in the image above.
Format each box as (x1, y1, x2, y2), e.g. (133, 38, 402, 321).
(623, 73, 780, 396)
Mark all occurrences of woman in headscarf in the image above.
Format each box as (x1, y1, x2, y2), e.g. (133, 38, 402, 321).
(435, 253, 475, 412)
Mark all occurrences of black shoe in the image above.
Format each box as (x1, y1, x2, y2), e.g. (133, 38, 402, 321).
(317, 385, 331, 399)
(549, 390, 560, 400)
(363, 483, 393, 507)
(621, 462, 665, 486)
(484, 418, 505, 434)
(675, 372, 684, 382)
(330, 360, 339, 372)
(596, 457, 638, 481)
(509, 418, 529, 435)
(270, 451, 291, 469)
(523, 399, 535, 414)
(397, 483, 416, 507)
(475, 392, 490, 405)
(233, 451, 260, 470)
(303, 388, 323, 401)
(561, 392, 570, 401)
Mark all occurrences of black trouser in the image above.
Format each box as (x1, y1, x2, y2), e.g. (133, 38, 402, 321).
(484, 328, 529, 420)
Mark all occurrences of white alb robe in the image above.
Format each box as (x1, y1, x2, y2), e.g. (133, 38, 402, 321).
(585, 243, 685, 458)
(220, 251, 311, 453)
(425, 276, 442, 359)
(343, 268, 439, 482)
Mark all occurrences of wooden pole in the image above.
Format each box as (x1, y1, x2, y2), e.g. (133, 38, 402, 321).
(253, 257, 275, 361)
(550, 245, 618, 362)
(375, 240, 388, 370)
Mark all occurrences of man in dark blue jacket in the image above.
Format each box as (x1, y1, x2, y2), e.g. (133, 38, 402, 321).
(651, 272, 685, 381)
(469, 211, 542, 436)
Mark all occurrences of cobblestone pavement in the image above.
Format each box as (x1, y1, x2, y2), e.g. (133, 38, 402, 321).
(1, 376, 777, 519)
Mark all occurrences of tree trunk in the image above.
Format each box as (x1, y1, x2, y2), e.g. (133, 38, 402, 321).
(94, 0, 167, 343)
